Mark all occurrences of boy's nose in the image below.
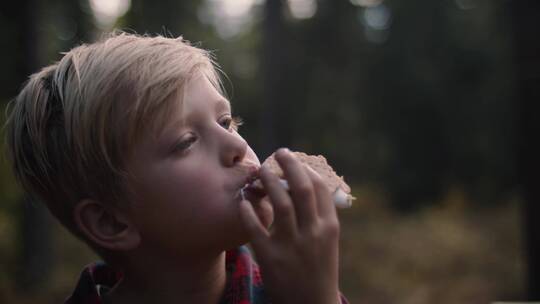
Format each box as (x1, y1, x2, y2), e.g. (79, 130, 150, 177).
(221, 131, 248, 167)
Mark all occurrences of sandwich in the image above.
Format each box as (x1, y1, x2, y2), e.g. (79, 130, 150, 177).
(244, 151, 354, 209)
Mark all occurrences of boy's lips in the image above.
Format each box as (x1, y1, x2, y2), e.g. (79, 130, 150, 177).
(231, 163, 260, 191)
(235, 164, 265, 202)
(243, 168, 259, 186)
(239, 183, 266, 204)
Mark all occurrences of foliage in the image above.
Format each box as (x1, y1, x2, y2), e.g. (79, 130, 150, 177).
(340, 186, 524, 303)
(0, 0, 529, 302)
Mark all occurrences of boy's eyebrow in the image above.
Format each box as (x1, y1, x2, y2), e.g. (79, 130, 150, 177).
(215, 97, 231, 113)
(164, 97, 231, 135)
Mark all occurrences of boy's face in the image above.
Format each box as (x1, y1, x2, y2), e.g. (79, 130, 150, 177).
(125, 74, 271, 257)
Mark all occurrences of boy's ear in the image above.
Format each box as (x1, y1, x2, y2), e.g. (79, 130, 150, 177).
(74, 199, 140, 251)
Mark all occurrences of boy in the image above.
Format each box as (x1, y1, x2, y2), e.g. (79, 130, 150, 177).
(5, 32, 347, 304)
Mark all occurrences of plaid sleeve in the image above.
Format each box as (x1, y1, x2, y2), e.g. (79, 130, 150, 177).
(339, 292, 350, 304)
(64, 262, 122, 304)
(221, 246, 269, 304)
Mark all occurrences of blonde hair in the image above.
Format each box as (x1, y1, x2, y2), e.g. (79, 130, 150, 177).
(5, 32, 223, 239)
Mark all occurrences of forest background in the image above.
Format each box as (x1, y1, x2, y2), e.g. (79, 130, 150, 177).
(0, 0, 539, 303)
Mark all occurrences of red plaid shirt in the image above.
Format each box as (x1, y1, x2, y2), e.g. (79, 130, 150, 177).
(64, 246, 348, 304)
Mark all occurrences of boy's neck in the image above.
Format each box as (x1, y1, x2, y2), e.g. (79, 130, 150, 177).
(106, 250, 227, 304)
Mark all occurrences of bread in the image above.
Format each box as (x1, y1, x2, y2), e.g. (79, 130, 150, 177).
(260, 151, 354, 209)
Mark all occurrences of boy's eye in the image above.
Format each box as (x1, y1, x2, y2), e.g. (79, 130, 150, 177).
(174, 135, 197, 152)
(219, 115, 243, 132)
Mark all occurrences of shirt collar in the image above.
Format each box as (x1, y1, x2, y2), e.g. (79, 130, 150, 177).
(64, 246, 268, 304)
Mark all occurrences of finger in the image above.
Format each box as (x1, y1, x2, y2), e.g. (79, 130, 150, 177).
(259, 163, 298, 237)
(304, 165, 337, 219)
(253, 198, 274, 229)
(274, 149, 318, 227)
(238, 199, 270, 249)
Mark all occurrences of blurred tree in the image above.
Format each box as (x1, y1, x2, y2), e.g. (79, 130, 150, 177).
(124, 0, 209, 39)
(286, 0, 364, 168)
(252, 0, 514, 211)
(3, 0, 54, 292)
(509, 0, 540, 299)
(53, 0, 95, 46)
(259, 0, 287, 158)
(0, 0, 529, 300)
(366, 0, 516, 210)
(0, 0, 95, 292)
(0, 0, 39, 100)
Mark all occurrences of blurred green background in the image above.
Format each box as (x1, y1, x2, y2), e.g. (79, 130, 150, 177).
(1, 0, 539, 303)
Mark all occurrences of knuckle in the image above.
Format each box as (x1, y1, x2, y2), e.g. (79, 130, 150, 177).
(275, 201, 294, 218)
(295, 183, 313, 197)
(323, 219, 341, 237)
(305, 224, 322, 239)
(311, 173, 326, 190)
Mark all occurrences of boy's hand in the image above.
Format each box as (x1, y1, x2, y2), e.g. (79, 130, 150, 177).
(239, 148, 341, 304)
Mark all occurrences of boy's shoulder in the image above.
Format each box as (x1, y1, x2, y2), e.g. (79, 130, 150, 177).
(64, 246, 269, 304)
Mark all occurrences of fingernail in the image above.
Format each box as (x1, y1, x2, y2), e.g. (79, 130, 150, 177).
(277, 147, 290, 155)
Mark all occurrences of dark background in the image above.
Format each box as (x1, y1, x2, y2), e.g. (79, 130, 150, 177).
(0, 0, 538, 303)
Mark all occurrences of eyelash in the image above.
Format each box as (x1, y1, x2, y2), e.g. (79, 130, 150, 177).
(174, 135, 197, 152)
(173, 116, 243, 152)
(221, 116, 243, 132)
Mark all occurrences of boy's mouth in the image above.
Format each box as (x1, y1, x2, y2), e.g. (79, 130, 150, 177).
(232, 163, 260, 198)
(239, 183, 266, 203)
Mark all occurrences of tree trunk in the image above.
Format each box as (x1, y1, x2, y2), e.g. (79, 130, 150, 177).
(12, 0, 54, 292)
(260, 0, 286, 157)
(510, 0, 540, 300)
(17, 3, 54, 288)
(18, 196, 53, 292)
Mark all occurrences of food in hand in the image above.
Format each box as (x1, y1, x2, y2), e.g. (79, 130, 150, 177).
(247, 151, 354, 209)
